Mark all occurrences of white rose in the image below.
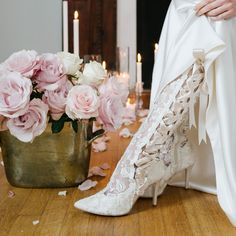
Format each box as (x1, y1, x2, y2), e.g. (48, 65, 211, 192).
(80, 61, 106, 86)
(57, 52, 83, 75)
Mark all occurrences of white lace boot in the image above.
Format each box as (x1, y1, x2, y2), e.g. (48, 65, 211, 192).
(74, 55, 205, 216)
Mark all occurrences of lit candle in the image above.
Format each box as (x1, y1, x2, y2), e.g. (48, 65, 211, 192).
(63, 1, 68, 52)
(126, 98, 136, 111)
(73, 11, 79, 56)
(137, 53, 142, 84)
(154, 43, 159, 63)
(102, 61, 107, 74)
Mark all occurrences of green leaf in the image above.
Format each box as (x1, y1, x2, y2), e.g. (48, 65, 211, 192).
(51, 119, 65, 133)
(72, 120, 78, 133)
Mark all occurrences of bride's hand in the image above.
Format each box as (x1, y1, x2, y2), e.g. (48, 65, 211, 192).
(195, 0, 236, 20)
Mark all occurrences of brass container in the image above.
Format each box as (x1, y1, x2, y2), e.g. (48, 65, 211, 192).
(0, 120, 103, 188)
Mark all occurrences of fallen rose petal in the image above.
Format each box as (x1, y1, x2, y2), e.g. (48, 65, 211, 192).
(8, 190, 15, 198)
(100, 163, 110, 170)
(32, 220, 40, 225)
(119, 128, 133, 138)
(137, 109, 149, 117)
(88, 166, 106, 177)
(139, 117, 146, 123)
(58, 190, 67, 196)
(78, 179, 98, 191)
(92, 141, 107, 153)
(123, 118, 134, 126)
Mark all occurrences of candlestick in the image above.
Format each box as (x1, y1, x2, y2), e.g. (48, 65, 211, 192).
(73, 11, 79, 56)
(63, 1, 68, 52)
(137, 53, 142, 84)
(154, 43, 159, 63)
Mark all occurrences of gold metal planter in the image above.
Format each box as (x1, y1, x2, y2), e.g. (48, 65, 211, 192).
(0, 120, 103, 188)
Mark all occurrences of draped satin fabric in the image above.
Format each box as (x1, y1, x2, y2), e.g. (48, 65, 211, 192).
(150, 0, 236, 226)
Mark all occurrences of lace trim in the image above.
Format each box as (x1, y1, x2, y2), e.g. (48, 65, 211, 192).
(104, 59, 205, 196)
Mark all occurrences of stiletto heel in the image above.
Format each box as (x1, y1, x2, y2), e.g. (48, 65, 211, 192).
(185, 167, 191, 189)
(152, 183, 159, 206)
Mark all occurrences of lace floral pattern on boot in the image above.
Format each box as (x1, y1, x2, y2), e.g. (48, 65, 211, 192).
(74, 52, 206, 216)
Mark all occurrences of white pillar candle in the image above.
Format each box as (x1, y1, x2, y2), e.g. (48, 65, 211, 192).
(137, 53, 142, 84)
(154, 43, 159, 63)
(63, 1, 68, 52)
(73, 11, 79, 56)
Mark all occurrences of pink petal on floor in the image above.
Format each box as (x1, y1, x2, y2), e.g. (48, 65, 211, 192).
(88, 166, 106, 177)
(58, 190, 67, 196)
(32, 220, 40, 225)
(137, 109, 149, 117)
(100, 163, 110, 170)
(78, 179, 98, 191)
(122, 118, 134, 126)
(8, 190, 15, 198)
(119, 128, 133, 138)
(139, 117, 146, 123)
(92, 141, 107, 152)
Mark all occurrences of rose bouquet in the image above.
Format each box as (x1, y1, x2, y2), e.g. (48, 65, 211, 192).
(0, 50, 129, 143)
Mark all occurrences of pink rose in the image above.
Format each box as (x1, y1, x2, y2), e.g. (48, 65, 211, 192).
(66, 85, 100, 120)
(0, 71, 32, 118)
(7, 99, 49, 143)
(0, 116, 8, 131)
(98, 76, 129, 104)
(35, 53, 67, 91)
(4, 50, 39, 78)
(43, 81, 72, 120)
(98, 95, 124, 131)
(0, 64, 8, 77)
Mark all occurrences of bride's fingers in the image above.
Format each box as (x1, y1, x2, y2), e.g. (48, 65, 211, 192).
(206, 3, 230, 17)
(210, 9, 234, 20)
(195, 0, 223, 16)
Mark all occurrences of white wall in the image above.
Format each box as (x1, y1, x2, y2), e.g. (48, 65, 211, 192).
(117, 0, 137, 90)
(0, 0, 62, 62)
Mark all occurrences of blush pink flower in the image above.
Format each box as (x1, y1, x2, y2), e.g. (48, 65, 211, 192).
(98, 76, 128, 104)
(97, 77, 126, 131)
(66, 85, 100, 120)
(98, 95, 124, 131)
(4, 50, 39, 78)
(7, 99, 49, 143)
(43, 81, 72, 120)
(35, 53, 67, 91)
(0, 71, 32, 118)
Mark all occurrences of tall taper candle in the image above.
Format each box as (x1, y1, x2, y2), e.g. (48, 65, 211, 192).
(137, 53, 142, 83)
(154, 43, 159, 62)
(63, 1, 68, 52)
(73, 11, 79, 56)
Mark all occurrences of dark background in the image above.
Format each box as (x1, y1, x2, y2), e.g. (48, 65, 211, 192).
(137, 0, 171, 89)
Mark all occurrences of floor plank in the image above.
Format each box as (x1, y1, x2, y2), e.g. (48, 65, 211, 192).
(0, 121, 236, 236)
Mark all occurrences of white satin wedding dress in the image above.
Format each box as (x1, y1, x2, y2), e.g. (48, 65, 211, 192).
(75, 0, 236, 227)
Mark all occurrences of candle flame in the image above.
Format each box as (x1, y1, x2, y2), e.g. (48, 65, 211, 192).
(155, 43, 159, 50)
(102, 61, 106, 70)
(74, 11, 79, 19)
(127, 98, 131, 105)
(137, 53, 142, 62)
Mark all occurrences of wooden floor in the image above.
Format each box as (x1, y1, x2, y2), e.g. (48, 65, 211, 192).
(0, 121, 236, 236)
